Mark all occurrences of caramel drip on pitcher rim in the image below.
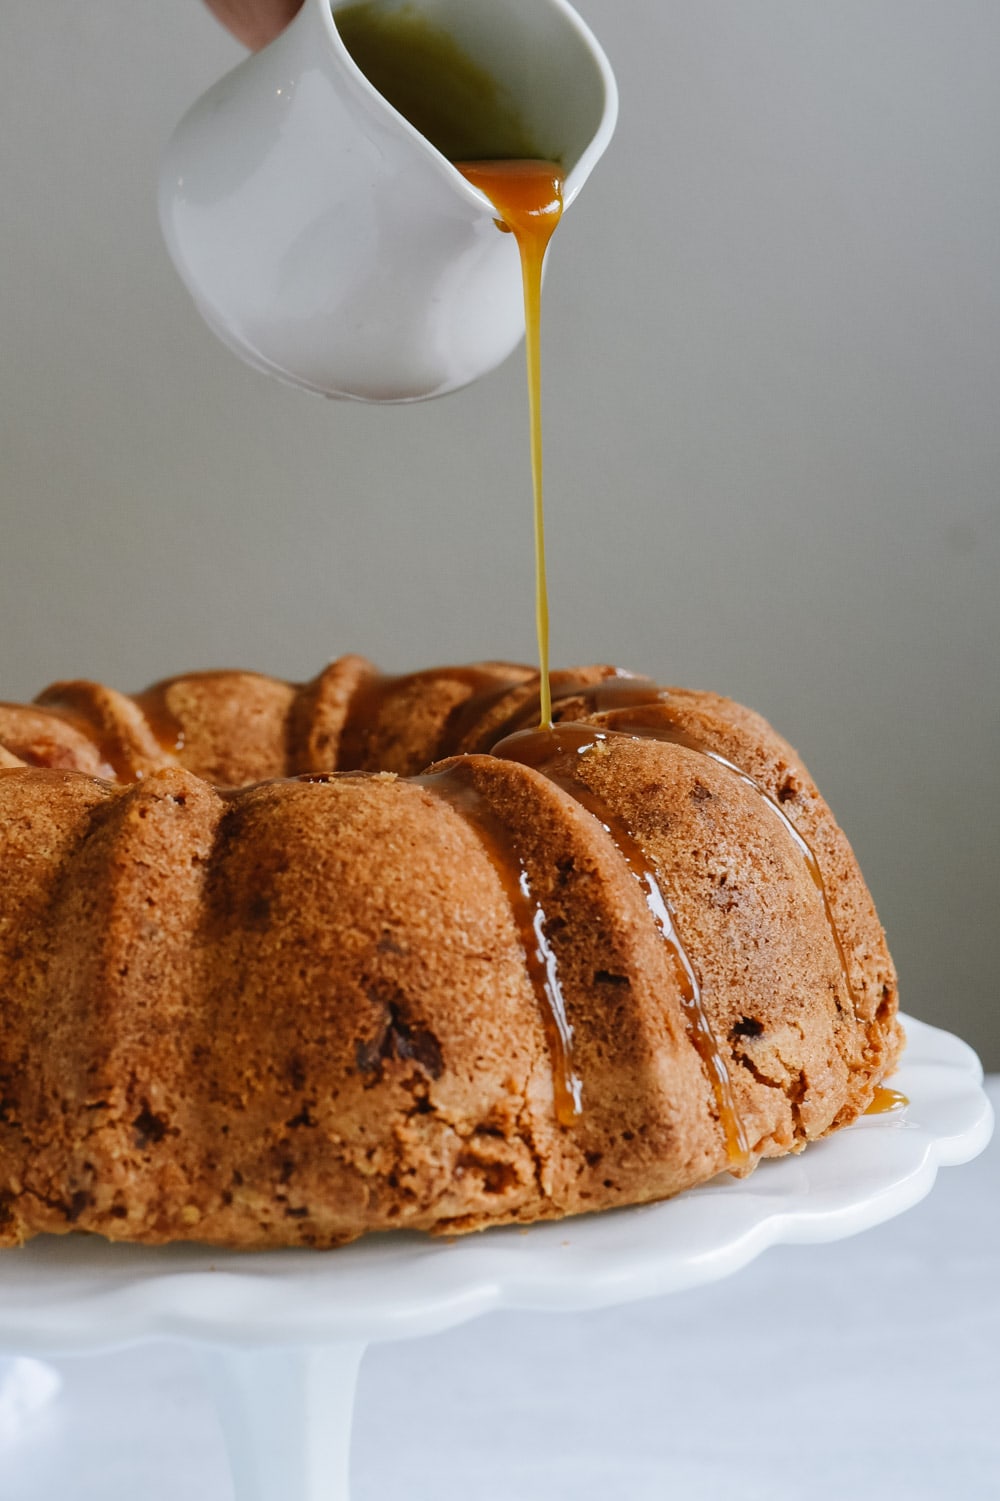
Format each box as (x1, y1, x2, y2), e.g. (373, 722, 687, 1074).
(493, 722, 750, 1168)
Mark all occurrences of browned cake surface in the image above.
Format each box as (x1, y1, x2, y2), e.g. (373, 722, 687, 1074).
(0, 658, 900, 1249)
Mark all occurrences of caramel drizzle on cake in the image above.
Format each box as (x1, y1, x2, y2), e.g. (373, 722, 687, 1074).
(0, 660, 863, 1169)
(439, 669, 860, 1168)
(475, 669, 862, 1021)
(416, 760, 583, 1128)
(596, 704, 861, 1025)
(489, 721, 750, 1166)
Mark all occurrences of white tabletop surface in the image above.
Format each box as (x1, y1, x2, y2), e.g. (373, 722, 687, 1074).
(3, 1078, 997, 1501)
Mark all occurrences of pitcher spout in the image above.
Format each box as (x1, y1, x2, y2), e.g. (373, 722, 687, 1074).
(160, 0, 618, 401)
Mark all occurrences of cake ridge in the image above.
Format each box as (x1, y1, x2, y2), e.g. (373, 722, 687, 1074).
(416, 758, 583, 1127)
(577, 704, 861, 1022)
(490, 720, 750, 1167)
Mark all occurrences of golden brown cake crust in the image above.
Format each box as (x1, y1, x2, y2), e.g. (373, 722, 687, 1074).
(0, 660, 900, 1249)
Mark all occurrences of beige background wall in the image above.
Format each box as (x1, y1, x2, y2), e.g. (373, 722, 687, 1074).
(1, 3, 997, 1064)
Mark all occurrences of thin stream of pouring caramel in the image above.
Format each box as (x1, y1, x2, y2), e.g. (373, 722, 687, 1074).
(456, 161, 565, 730)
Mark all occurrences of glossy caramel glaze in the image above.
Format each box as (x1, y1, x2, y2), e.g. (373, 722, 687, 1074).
(418, 760, 583, 1127)
(864, 1086, 908, 1114)
(493, 723, 749, 1168)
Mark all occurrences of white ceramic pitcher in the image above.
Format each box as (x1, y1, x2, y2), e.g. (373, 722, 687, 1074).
(159, 0, 617, 402)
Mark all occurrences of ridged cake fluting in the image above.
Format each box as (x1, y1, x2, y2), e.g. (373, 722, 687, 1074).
(0, 657, 900, 1248)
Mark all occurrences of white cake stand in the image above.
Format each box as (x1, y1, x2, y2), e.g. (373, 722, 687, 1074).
(0, 1014, 990, 1501)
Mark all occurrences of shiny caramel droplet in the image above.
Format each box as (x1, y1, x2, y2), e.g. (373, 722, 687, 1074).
(864, 1086, 908, 1115)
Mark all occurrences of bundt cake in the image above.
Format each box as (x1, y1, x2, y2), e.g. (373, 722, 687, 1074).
(0, 657, 900, 1249)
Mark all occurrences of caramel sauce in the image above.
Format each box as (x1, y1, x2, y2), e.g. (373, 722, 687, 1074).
(595, 705, 860, 1018)
(11, 665, 861, 1154)
(479, 671, 667, 749)
(133, 683, 187, 757)
(417, 761, 583, 1125)
(32, 688, 143, 783)
(435, 666, 650, 762)
(865, 1086, 908, 1115)
(456, 161, 565, 729)
(493, 723, 750, 1168)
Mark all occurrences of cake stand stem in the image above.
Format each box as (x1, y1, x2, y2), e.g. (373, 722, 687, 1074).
(200, 1342, 367, 1501)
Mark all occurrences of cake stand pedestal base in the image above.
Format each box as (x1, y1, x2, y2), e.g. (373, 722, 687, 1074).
(200, 1344, 366, 1501)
